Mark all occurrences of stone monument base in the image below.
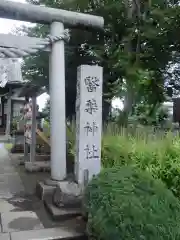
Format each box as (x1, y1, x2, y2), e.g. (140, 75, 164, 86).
(44, 199, 81, 221)
(53, 181, 82, 209)
(36, 181, 56, 200)
(36, 180, 84, 220)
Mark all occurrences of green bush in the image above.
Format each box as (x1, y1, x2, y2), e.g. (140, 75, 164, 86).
(102, 128, 180, 198)
(67, 122, 180, 198)
(84, 166, 180, 240)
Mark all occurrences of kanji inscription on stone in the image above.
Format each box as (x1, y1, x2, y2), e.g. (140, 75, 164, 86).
(84, 99, 98, 115)
(75, 65, 103, 185)
(84, 76, 100, 92)
(84, 121, 98, 136)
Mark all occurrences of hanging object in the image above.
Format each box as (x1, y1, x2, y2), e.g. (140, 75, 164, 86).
(8, 59, 23, 82)
(0, 58, 23, 88)
(0, 59, 8, 87)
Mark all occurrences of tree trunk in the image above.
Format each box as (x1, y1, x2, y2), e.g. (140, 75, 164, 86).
(121, 83, 134, 125)
(121, 0, 141, 125)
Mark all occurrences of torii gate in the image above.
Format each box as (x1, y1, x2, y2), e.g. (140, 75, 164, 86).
(0, 0, 104, 185)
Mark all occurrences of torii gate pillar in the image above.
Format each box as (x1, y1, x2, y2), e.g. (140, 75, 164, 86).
(49, 22, 66, 181)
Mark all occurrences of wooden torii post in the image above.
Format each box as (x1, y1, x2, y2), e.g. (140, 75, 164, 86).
(0, 0, 104, 182)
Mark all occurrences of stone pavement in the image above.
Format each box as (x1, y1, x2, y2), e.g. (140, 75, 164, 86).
(0, 144, 85, 240)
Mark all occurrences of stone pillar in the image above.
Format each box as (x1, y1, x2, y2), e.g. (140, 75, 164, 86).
(24, 140, 29, 162)
(24, 98, 29, 162)
(5, 88, 12, 136)
(75, 65, 103, 185)
(49, 22, 66, 181)
(30, 96, 37, 162)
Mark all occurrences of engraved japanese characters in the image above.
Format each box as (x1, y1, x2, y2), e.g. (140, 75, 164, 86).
(75, 65, 103, 185)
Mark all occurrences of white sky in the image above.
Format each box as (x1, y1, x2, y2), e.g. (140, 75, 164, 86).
(0, 0, 49, 110)
(0, 0, 28, 34)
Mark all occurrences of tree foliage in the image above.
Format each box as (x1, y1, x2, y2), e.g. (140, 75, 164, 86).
(21, 0, 180, 123)
(84, 166, 180, 240)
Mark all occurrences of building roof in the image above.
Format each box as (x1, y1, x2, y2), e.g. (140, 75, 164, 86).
(11, 96, 25, 101)
(17, 82, 46, 97)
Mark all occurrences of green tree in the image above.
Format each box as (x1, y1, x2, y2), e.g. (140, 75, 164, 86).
(22, 0, 180, 124)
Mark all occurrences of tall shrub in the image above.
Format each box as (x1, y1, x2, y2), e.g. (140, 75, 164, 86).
(84, 166, 180, 240)
(102, 128, 180, 198)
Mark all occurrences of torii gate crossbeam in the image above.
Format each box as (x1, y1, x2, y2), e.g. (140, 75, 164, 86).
(0, 0, 104, 29)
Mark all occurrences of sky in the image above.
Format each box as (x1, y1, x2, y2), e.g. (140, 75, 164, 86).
(0, 0, 27, 34)
(0, 0, 49, 110)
